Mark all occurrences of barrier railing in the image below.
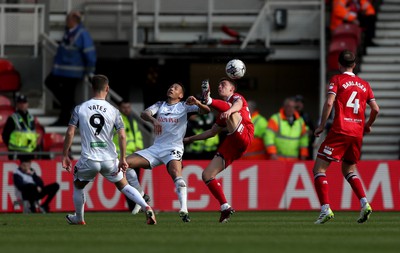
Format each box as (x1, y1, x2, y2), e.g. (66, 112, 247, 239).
(0, 4, 45, 57)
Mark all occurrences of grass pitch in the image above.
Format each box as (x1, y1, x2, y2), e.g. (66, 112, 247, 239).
(0, 211, 399, 253)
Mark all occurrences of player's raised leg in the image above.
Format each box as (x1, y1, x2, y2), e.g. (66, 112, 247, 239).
(201, 79, 231, 112)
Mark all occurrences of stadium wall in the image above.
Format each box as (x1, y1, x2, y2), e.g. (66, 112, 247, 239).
(1, 160, 399, 213)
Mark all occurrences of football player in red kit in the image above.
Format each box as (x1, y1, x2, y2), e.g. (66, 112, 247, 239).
(313, 50, 379, 224)
(184, 78, 254, 223)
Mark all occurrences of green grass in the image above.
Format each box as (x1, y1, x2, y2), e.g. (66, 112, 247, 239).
(0, 211, 399, 253)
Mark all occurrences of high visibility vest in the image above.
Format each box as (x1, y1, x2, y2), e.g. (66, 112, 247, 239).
(242, 112, 268, 160)
(266, 109, 309, 161)
(8, 113, 38, 152)
(330, 0, 358, 31)
(113, 114, 143, 155)
(186, 128, 219, 153)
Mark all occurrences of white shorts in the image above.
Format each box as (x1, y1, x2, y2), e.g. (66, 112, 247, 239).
(74, 158, 123, 183)
(135, 145, 183, 169)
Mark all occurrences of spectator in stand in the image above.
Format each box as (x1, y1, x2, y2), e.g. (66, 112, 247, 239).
(112, 100, 149, 214)
(45, 11, 96, 126)
(294, 95, 315, 160)
(266, 97, 309, 161)
(2, 94, 42, 161)
(13, 157, 60, 213)
(242, 100, 269, 160)
(330, 0, 376, 49)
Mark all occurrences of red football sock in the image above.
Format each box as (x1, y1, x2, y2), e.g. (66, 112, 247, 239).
(210, 99, 231, 112)
(346, 173, 366, 199)
(206, 178, 227, 205)
(314, 173, 330, 205)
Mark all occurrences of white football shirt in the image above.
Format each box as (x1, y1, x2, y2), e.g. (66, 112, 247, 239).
(146, 101, 199, 155)
(69, 98, 124, 161)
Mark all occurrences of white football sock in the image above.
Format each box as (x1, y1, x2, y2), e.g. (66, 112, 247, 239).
(321, 204, 330, 212)
(73, 185, 85, 222)
(360, 197, 368, 208)
(125, 169, 144, 196)
(174, 177, 188, 213)
(121, 185, 148, 209)
(221, 203, 231, 211)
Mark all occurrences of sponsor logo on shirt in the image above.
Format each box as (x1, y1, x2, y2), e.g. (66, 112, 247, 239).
(158, 117, 179, 123)
(323, 145, 333, 155)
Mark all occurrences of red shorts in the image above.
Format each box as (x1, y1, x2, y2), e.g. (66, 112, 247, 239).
(217, 123, 254, 167)
(317, 131, 362, 164)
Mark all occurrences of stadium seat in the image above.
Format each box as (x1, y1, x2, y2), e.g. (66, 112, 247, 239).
(331, 23, 362, 46)
(327, 37, 358, 72)
(0, 59, 21, 97)
(0, 95, 12, 106)
(0, 105, 15, 128)
(43, 132, 64, 159)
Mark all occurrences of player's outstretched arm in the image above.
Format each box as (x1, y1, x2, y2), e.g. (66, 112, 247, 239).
(184, 124, 222, 144)
(186, 96, 210, 114)
(62, 125, 76, 173)
(364, 100, 379, 134)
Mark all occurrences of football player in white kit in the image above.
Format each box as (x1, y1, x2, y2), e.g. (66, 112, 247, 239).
(62, 75, 156, 225)
(126, 82, 210, 222)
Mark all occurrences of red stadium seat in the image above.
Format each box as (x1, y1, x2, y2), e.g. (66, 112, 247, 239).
(43, 132, 65, 151)
(0, 105, 15, 128)
(0, 95, 12, 106)
(327, 37, 358, 72)
(331, 23, 362, 46)
(0, 59, 21, 95)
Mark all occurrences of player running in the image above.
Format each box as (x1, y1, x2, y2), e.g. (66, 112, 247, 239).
(184, 78, 254, 223)
(313, 50, 379, 224)
(62, 75, 156, 225)
(125, 82, 210, 222)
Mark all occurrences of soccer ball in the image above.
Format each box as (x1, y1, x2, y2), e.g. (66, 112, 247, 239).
(225, 59, 246, 79)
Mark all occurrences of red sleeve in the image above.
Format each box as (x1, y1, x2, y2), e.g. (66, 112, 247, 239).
(367, 83, 375, 103)
(328, 75, 338, 95)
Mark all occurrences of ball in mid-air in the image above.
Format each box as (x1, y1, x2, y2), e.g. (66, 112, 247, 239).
(225, 59, 246, 79)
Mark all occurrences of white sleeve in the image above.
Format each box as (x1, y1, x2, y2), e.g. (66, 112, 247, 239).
(146, 101, 163, 116)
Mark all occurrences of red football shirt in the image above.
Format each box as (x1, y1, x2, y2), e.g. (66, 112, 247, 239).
(328, 72, 375, 138)
(215, 93, 253, 128)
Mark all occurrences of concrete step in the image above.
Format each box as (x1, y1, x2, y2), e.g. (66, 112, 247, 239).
(362, 144, 399, 152)
(358, 72, 400, 80)
(378, 13, 400, 21)
(372, 126, 400, 134)
(373, 90, 400, 98)
(376, 21, 400, 29)
(372, 116, 400, 124)
(369, 81, 400, 89)
(373, 38, 400, 46)
(374, 99, 400, 108)
(366, 108, 400, 117)
(366, 46, 400, 55)
(361, 153, 399, 160)
(360, 64, 400, 72)
(376, 29, 400, 38)
(36, 116, 58, 126)
(383, 0, 400, 4)
(380, 4, 400, 12)
(362, 55, 400, 63)
(363, 135, 400, 144)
